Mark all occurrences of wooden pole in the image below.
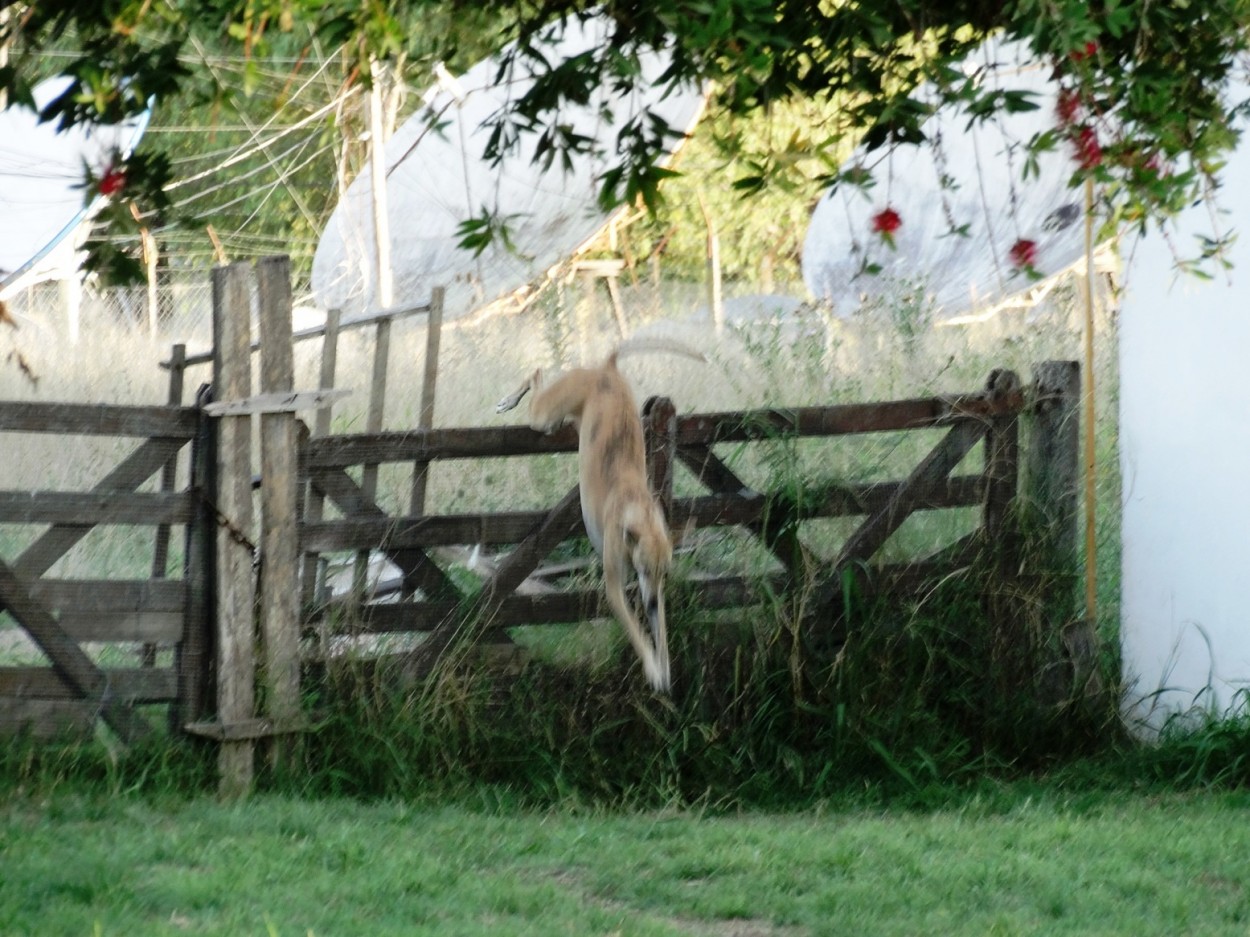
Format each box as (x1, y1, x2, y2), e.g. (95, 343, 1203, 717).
(697, 194, 724, 332)
(369, 57, 394, 311)
(409, 287, 444, 517)
(256, 256, 301, 769)
(643, 395, 677, 524)
(354, 315, 392, 597)
(211, 261, 256, 799)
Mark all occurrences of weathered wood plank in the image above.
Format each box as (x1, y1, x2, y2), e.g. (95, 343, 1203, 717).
(353, 314, 391, 596)
(27, 578, 186, 611)
(148, 343, 187, 670)
(256, 254, 302, 755)
(833, 420, 987, 571)
(409, 286, 445, 519)
(0, 401, 197, 438)
(644, 396, 677, 522)
(302, 389, 1024, 469)
(0, 666, 177, 701)
(0, 557, 152, 742)
(311, 574, 787, 633)
(1027, 360, 1080, 558)
(203, 388, 351, 417)
(56, 610, 183, 643)
(0, 490, 194, 525)
(212, 259, 257, 797)
(297, 475, 986, 553)
(397, 485, 584, 671)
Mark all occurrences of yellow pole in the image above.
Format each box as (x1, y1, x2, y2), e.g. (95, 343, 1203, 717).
(1082, 176, 1098, 624)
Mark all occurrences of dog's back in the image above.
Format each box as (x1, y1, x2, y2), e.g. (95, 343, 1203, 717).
(576, 357, 647, 552)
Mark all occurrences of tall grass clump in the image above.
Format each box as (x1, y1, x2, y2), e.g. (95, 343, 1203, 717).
(292, 513, 1119, 808)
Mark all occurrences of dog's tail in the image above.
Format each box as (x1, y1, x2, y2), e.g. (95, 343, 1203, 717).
(607, 335, 707, 368)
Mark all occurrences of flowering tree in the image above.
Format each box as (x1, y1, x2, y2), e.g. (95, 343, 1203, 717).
(2, 0, 1248, 280)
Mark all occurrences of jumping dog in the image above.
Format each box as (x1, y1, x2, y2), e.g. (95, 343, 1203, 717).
(496, 338, 704, 692)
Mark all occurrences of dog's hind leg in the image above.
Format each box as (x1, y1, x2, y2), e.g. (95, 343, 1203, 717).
(603, 531, 670, 692)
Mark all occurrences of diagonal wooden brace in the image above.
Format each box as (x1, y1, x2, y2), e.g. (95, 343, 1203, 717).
(808, 419, 987, 617)
(677, 444, 815, 578)
(405, 484, 584, 674)
(308, 466, 461, 600)
(11, 437, 184, 582)
(0, 557, 151, 743)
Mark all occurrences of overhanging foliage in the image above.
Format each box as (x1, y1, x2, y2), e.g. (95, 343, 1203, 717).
(2, 0, 1248, 281)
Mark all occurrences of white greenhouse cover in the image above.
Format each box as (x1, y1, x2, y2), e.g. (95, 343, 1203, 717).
(312, 15, 706, 320)
(0, 77, 150, 294)
(802, 41, 1089, 320)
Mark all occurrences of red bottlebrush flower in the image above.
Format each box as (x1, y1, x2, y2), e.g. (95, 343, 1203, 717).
(1055, 87, 1082, 126)
(1072, 126, 1102, 170)
(871, 207, 902, 240)
(1069, 40, 1099, 62)
(1009, 238, 1039, 272)
(98, 167, 127, 197)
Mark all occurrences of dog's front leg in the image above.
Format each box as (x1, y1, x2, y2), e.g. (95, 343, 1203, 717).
(495, 368, 542, 414)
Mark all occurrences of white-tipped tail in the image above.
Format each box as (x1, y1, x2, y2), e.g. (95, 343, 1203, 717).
(609, 335, 707, 367)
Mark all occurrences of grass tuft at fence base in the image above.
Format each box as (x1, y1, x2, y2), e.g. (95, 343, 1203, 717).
(281, 524, 1118, 808)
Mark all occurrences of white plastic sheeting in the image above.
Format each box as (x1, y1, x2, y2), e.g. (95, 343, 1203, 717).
(0, 77, 150, 295)
(1118, 97, 1250, 732)
(801, 41, 1088, 320)
(311, 16, 705, 320)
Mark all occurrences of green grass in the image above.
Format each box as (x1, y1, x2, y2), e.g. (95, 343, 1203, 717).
(2, 786, 1250, 936)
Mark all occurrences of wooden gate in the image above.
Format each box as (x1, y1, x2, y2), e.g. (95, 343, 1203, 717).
(298, 362, 1076, 675)
(0, 398, 210, 741)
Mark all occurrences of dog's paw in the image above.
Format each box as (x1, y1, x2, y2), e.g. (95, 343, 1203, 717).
(495, 393, 521, 414)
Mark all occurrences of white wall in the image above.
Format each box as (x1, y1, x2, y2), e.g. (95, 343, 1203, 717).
(1118, 140, 1250, 732)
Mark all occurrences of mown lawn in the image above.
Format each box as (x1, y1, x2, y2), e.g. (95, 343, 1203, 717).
(2, 786, 1248, 936)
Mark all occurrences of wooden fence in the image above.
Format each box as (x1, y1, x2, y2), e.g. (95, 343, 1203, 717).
(0, 398, 211, 742)
(0, 255, 1081, 800)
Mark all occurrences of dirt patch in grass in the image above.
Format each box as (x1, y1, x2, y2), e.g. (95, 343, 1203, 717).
(545, 869, 807, 937)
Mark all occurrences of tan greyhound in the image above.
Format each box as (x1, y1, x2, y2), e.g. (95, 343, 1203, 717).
(496, 338, 703, 692)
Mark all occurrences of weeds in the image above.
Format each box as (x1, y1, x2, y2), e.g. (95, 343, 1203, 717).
(278, 510, 1120, 809)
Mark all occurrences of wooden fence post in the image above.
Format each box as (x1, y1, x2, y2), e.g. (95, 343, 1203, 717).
(643, 395, 677, 523)
(1026, 361, 1080, 560)
(1026, 360, 1091, 694)
(983, 369, 1022, 542)
(301, 307, 341, 616)
(211, 261, 256, 799)
(256, 256, 300, 769)
(176, 383, 216, 735)
(983, 369, 1024, 690)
